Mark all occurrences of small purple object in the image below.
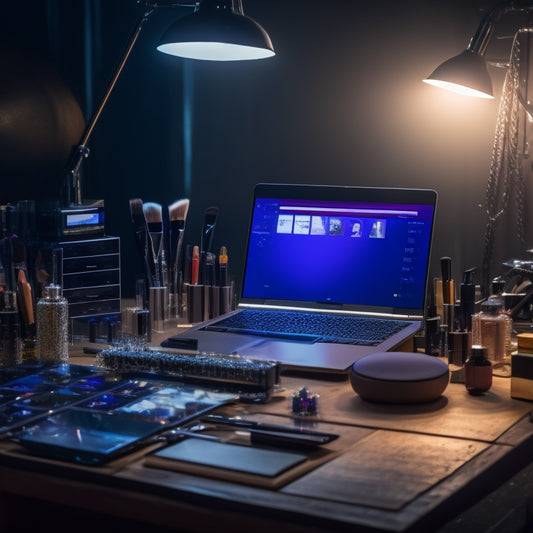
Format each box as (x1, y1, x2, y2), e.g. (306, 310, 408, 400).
(291, 387, 318, 416)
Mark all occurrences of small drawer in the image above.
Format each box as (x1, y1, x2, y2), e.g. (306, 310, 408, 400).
(59, 237, 120, 258)
(63, 254, 119, 274)
(63, 284, 120, 304)
(62, 270, 120, 290)
(68, 299, 121, 318)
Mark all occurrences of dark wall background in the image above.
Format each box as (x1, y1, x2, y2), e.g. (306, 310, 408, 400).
(1, 0, 528, 300)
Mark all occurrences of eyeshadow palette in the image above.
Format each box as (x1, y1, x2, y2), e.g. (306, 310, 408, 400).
(0, 363, 237, 465)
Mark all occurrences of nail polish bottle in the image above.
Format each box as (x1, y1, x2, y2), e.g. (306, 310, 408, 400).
(464, 345, 492, 395)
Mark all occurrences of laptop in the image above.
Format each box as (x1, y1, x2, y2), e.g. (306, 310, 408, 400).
(164, 183, 437, 374)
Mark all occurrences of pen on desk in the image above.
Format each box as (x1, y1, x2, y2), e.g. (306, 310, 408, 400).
(201, 414, 339, 440)
(191, 245, 200, 285)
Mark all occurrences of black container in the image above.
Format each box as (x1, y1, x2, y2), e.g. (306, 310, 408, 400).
(464, 345, 492, 395)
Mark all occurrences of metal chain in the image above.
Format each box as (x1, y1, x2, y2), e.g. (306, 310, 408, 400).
(481, 32, 524, 295)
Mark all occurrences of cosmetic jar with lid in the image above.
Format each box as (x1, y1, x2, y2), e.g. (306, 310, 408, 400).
(464, 345, 492, 395)
(471, 298, 512, 365)
(36, 283, 69, 363)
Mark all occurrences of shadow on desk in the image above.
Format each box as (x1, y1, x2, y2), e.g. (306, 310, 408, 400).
(0, 494, 179, 533)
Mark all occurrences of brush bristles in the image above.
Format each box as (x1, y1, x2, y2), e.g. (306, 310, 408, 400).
(143, 202, 163, 224)
(129, 198, 144, 214)
(204, 206, 218, 223)
(169, 198, 190, 222)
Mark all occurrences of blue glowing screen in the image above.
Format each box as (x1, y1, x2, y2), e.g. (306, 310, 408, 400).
(241, 189, 436, 312)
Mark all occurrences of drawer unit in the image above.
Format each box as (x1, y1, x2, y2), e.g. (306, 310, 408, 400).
(50, 236, 121, 320)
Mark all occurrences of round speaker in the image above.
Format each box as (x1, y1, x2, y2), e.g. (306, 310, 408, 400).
(350, 352, 449, 404)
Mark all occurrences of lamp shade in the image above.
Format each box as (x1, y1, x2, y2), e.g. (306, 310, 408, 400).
(157, 0, 275, 61)
(423, 49, 494, 99)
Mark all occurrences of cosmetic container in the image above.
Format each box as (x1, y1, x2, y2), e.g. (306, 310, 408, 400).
(149, 286, 166, 333)
(0, 291, 22, 367)
(36, 283, 69, 363)
(464, 345, 492, 395)
(20, 324, 38, 363)
(471, 298, 512, 365)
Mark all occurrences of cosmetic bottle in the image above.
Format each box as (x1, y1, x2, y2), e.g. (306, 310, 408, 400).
(459, 267, 476, 331)
(464, 345, 492, 395)
(36, 283, 69, 363)
(0, 291, 22, 367)
(471, 298, 512, 365)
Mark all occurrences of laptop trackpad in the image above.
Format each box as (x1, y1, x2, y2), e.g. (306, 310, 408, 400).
(238, 338, 363, 370)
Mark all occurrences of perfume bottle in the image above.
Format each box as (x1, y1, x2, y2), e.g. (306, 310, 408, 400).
(464, 345, 492, 395)
(471, 298, 512, 365)
(36, 283, 69, 363)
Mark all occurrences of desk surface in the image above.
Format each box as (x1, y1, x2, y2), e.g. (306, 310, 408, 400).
(0, 350, 532, 533)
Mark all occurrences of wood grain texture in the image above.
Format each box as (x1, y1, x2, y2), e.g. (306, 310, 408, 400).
(282, 430, 489, 510)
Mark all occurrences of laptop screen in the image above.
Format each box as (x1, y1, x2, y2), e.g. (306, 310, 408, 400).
(241, 184, 437, 315)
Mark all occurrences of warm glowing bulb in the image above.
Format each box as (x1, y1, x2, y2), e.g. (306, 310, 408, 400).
(423, 79, 494, 99)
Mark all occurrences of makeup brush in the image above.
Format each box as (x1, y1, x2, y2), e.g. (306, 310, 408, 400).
(129, 198, 155, 290)
(168, 199, 190, 275)
(168, 199, 190, 316)
(17, 269, 34, 325)
(200, 206, 219, 254)
(143, 202, 164, 287)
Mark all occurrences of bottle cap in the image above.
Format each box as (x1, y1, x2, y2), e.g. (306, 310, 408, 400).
(491, 278, 505, 295)
(470, 345, 488, 359)
(481, 298, 503, 314)
(45, 283, 62, 300)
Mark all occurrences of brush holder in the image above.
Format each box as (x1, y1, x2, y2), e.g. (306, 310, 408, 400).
(149, 286, 166, 333)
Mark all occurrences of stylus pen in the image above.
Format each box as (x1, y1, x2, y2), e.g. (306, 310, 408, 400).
(158, 428, 221, 443)
(202, 414, 338, 440)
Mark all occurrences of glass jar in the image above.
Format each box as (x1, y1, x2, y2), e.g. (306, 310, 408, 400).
(471, 298, 512, 365)
(36, 284, 69, 363)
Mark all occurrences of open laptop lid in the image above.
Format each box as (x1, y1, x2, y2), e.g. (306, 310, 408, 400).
(239, 183, 437, 319)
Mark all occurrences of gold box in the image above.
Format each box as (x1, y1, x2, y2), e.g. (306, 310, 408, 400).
(511, 352, 533, 401)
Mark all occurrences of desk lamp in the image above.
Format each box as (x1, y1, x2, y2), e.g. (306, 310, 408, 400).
(64, 0, 274, 210)
(423, 1, 533, 295)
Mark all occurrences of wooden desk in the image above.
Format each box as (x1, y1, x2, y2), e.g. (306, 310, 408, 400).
(0, 352, 532, 533)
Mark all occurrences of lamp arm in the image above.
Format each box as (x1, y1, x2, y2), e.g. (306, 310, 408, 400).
(468, 1, 533, 55)
(65, 6, 158, 205)
(65, 0, 201, 205)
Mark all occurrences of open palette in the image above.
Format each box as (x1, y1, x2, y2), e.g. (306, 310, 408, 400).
(0, 363, 237, 465)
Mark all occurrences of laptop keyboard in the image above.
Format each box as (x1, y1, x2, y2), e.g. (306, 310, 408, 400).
(203, 309, 412, 346)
